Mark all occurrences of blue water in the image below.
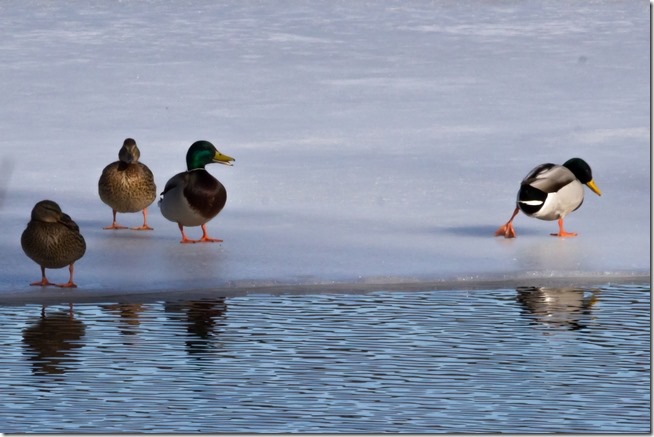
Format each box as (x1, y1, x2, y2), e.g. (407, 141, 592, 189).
(1, 283, 650, 433)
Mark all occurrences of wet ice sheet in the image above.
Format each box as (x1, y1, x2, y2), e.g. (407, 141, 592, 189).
(0, 1, 649, 296)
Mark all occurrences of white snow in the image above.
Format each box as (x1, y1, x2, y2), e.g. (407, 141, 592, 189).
(0, 1, 649, 298)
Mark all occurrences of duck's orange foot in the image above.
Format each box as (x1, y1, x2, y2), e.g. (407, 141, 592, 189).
(180, 237, 223, 244)
(131, 225, 154, 231)
(56, 282, 78, 288)
(103, 223, 128, 230)
(190, 224, 223, 243)
(551, 218, 577, 237)
(133, 210, 153, 231)
(550, 231, 578, 238)
(197, 236, 223, 243)
(495, 223, 516, 239)
(30, 278, 56, 287)
(177, 224, 222, 243)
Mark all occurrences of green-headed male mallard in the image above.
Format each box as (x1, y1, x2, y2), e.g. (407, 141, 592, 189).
(98, 138, 157, 230)
(158, 140, 234, 243)
(495, 157, 602, 238)
(21, 200, 86, 288)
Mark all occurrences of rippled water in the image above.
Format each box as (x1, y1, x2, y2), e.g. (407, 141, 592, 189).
(1, 283, 649, 433)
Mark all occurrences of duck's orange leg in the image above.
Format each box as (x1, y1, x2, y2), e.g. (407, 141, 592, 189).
(550, 218, 577, 238)
(495, 207, 519, 238)
(30, 266, 56, 286)
(178, 223, 223, 243)
(131, 209, 154, 231)
(178, 223, 197, 243)
(197, 224, 223, 243)
(56, 264, 78, 288)
(103, 210, 128, 230)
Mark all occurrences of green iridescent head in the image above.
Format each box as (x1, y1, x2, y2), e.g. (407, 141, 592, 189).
(185, 140, 234, 170)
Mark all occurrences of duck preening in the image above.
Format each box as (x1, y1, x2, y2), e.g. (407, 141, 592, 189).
(98, 138, 157, 230)
(158, 140, 234, 243)
(495, 157, 602, 238)
(21, 200, 86, 287)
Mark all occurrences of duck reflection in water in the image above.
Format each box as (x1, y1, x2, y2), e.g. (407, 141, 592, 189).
(101, 303, 145, 338)
(164, 299, 227, 356)
(516, 286, 600, 331)
(22, 305, 85, 376)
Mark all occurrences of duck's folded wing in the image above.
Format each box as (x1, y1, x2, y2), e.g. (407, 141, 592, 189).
(160, 172, 187, 196)
(58, 213, 80, 232)
(522, 163, 575, 193)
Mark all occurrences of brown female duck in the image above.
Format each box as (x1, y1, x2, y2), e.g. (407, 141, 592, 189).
(21, 200, 86, 288)
(98, 138, 157, 230)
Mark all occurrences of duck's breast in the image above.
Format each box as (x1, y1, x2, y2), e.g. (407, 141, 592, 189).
(159, 171, 226, 227)
(21, 222, 86, 268)
(99, 162, 156, 212)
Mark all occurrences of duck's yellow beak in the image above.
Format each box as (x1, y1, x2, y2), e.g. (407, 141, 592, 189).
(213, 151, 235, 166)
(586, 179, 602, 196)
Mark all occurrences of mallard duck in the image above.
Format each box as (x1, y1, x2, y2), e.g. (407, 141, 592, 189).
(158, 140, 234, 243)
(21, 200, 86, 287)
(495, 157, 602, 238)
(98, 138, 157, 230)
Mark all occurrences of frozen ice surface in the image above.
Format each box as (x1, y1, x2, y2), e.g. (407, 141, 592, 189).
(0, 1, 649, 300)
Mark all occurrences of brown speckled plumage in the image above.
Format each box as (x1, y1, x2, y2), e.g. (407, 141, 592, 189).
(21, 200, 86, 287)
(98, 138, 156, 230)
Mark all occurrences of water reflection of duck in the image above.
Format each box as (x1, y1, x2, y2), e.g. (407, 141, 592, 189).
(516, 286, 599, 331)
(164, 299, 227, 355)
(22, 305, 86, 375)
(101, 303, 145, 337)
